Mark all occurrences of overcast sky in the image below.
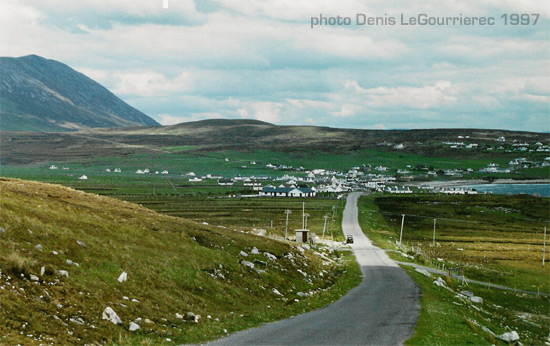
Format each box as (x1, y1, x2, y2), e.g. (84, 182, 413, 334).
(1, 0, 549, 131)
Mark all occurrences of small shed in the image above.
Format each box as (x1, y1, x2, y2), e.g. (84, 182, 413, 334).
(295, 229, 309, 243)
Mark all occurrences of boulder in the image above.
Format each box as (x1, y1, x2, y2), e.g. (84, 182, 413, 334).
(40, 266, 45, 276)
(30, 274, 39, 281)
(470, 296, 483, 304)
(497, 331, 520, 343)
(175, 313, 183, 319)
(58, 270, 69, 278)
(117, 271, 127, 283)
(415, 268, 431, 278)
(461, 290, 474, 297)
(102, 307, 121, 325)
(241, 261, 254, 269)
(264, 252, 277, 261)
(272, 288, 283, 296)
(239, 251, 248, 257)
(129, 321, 140, 331)
(251, 247, 260, 255)
(186, 312, 200, 323)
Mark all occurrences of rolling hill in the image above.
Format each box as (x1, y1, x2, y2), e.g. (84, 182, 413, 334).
(0, 178, 355, 345)
(0, 55, 159, 132)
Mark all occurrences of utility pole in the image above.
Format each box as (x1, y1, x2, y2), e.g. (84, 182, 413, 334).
(284, 210, 291, 240)
(305, 213, 310, 229)
(399, 214, 405, 246)
(544, 227, 547, 268)
(322, 214, 329, 238)
(302, 202, 305, 229)
(270, 220, 273, 229)
(332, 205, 336, 221)
(433, 218, 437, 246)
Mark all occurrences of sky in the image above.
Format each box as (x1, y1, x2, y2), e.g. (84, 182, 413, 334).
(1, 0, 549, 131)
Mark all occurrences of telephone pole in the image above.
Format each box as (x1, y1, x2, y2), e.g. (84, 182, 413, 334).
(322, 214, 329, 238)
(399, 214, 405, 246)
(543, 227, 547, 268)
(284, 210, 291, 240)
(302, 202, 305, 229)
(432, 218, 437, 246)
(305, 213, 310, 229)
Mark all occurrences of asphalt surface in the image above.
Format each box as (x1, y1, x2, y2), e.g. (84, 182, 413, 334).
(205, 192, 421, 346)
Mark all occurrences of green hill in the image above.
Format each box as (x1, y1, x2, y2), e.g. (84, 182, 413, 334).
(0, 178, 358, 345)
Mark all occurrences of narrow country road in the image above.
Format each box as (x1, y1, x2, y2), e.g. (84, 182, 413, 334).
(205, 192, 421, 346)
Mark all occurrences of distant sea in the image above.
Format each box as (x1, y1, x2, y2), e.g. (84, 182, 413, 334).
(464, 184, 550, 197)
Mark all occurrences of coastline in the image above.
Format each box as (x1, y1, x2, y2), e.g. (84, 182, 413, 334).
(406, 179, 550, 188)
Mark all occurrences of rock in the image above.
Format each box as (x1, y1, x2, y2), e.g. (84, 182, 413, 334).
(102, 307, 121, 325)
(129, 321, 140, 331)
(0, 227, 5, 233)
(302, 244, 310, 250)
(131, 298, 139, 303)
(51, 251, 58, 255)
(144, 318, 154, 324)
(175, 313, 183, 319)
(30, 274, 39, 282)
(58, 270, 69, 278)
(134, 317, 142, 323)
(35, 244, 43, 251)
(297, 292, 306, 297)
(272, 288, 283, 296)
(461, 290, 474, 297)
(251, 247, 260, 255)
(241, 261, 254, 269)
(296, 247, 305, 253)
(415, 268, 431, 277)
(186, 312, 200, 323)
(70, 317, 85, 325)
(256, 229, 266, 236)
(497, 331, 520, 342)
(239, 251, 248, 257)
(470, 296, 483, 304)
(433, 277, 447, 288)
(264, 252, 277, 261)
(117, 271, 127, 283)
(40, 266, 45, 276)
(77, 240, 86, 247)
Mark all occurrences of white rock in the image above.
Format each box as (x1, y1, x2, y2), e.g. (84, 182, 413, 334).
(497, 331, 520, 342)
(40, 267, 45, 276)
(272, 288, 283, 296)
(0, 227, 5, 233)
(175, 313, 183, 319)
(241, 261, 254, 269)
(302, 244, 310, 250)
(30, 274, 39, 281)
(129, 321, 140, 331)
(433, 277, 447, 288)
(296, 247, 305, 253)
(58, 270, 69, 278)
(415, 268, 431, 278)
(264, 252, 277, 261)
(251, 247, 260, 255)
(117, 271, 127, 283)
(35, 244, 43, 251)
(52, 251, 58, 255)
(131, 298, 139, 303)
(134, 317, 142, 323)
(470, 296, 483, 304)
(461, 290, 474, 297)
(102, 307, 121, 325)
(186, 312, 200, 323)
(70, 317, 85, 325)
(77, 240, 86, 247)
(239, 251, 248, 257)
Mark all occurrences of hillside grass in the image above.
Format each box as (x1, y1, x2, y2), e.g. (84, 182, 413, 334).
(357, 194, 550, 345)
(0, 178, 361, 345)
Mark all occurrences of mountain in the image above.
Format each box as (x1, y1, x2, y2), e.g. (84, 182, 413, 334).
(0, 55, 159, 131)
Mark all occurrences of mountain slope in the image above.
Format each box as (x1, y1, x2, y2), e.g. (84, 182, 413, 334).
(0, 55, 159, 131)
(0, 178, 353, 345)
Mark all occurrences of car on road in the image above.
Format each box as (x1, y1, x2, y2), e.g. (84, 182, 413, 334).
(346, 235, 354, 244)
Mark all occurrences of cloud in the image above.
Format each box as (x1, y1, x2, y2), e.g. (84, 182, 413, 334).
(238, 101, 282, 123)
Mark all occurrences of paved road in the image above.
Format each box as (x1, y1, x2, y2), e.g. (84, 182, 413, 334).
(205, 193, 421, 346)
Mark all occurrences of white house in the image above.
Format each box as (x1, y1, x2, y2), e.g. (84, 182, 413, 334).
(259, 185, 316, 197)
(50, 165, 58, 170)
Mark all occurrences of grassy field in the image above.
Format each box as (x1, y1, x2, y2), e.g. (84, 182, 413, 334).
(0, 178, 361, 345)
(357, 193, 550, 345)
(119, 195, 347, 242)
